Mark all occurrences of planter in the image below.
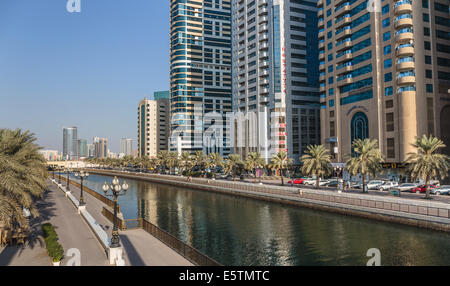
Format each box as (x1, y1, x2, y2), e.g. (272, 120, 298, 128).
(53, 261, 61, 266)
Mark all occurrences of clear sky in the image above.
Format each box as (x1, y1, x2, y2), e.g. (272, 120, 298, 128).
(0, 0, 169, 153)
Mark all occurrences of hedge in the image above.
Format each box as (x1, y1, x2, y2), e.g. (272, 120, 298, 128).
(42, 223, 64, 263)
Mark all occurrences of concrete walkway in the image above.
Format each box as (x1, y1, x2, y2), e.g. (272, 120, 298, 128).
(64, 180, 193, 266)
(0, 182, 109, 266)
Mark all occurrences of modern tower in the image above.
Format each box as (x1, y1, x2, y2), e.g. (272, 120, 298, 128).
(319, 0, 450, 167)
(120, 138, 133, 156)
(169, 0, 232, 157)
(137, 93, 170, 158)
(62, 127, 78, 160)
(93, 137, 108, 159)
(231, 0, 321, 163)
(77, 139, 88, 159)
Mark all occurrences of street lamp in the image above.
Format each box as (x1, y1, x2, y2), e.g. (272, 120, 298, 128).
(74, 170, 89, 206)
(64, 168, 72, 191)
(102, 176, 128, 248)
(57, 167, 62, 184)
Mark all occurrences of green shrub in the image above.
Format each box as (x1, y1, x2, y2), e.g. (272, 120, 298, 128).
(42, 223, 64, 262)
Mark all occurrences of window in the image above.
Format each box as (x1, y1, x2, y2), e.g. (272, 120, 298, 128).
(329, 99, 335, 107)
(327, 31, 332, 39)
(328, 42, 333, 50)
(384, 45, 391, 55)
(383, 32, 390, 41)
(328, 65, 333, 72)
(387, 138, 395, 158)
(426, 84, 433, 93)
(422, 0, 428, 8)
(328, 77, 334, 84)
(423, 13, 429, 22)
(351, 112, 369, 145)
(384, 58, 392, 68)
(424, 27, 430, 36)
(386, 113, 394, 132)
(328, 54, 333, 61)
(384, 72, 392, 82)
(385, 86, 393, 96)
(382, 18, 390, 28)
(382, 5, 389, 15)
(425, 55, 432, 64)
(386, 100, 394, 108)
(327, 20, 332, 28)
(426, 70, 432, 78)
(424, 41, 431, 50)
(330, 121, 335, 137)
(327, 9, 331, 17)
(329, 88, 334, 96)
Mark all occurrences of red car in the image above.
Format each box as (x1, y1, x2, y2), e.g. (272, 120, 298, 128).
(288, 178, 305, 185)
(411, 185, 437, 193)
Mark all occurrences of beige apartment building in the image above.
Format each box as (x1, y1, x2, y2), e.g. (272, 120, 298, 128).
(319, 0, 450, 166)
(137, 93, 170, 158)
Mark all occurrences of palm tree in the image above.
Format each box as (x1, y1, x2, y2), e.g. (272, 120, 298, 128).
(157, 150, 170, 173)
(268, 151, 293, 186)
(245, 152, 266, 183)
(193, 150, 207, 175)
(346, 139, 384, 193)
(225, 154, 243, 181)
(167, 152, 179, 175)
(0, 129, 48, 232)
(207, 153, 223, 179)
(407, 135, 450, 199)
(180, 152, 193, 175)
(301, 145, 332, 189)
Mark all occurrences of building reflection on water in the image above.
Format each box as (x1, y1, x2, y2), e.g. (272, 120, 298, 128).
(76, 174, 450, 266)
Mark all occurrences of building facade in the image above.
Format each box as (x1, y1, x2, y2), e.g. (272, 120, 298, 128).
(120, 138, 133, 156)
(63, 127, 78, 160)
(169, 0, 232, 156)
(93, 137, 108, 159)
(319, 0, 450, 164)
(77, 139, 87, 159)
(137, 95, 170, 158)
(231, 0, 321, 163)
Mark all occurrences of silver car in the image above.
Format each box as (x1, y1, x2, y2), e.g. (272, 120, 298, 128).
(393, 183, 418, 192)
(377, 181, 399, 191)
(430, 185, 450, 196)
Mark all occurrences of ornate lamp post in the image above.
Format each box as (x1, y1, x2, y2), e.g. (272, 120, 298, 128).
(57, 167, 62, 184)
(102, 177, 128, 248)
(64, 168, 72, 191)
(74, 170, 89, 206)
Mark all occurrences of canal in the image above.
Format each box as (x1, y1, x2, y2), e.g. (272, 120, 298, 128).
(70, 173, 450, 266)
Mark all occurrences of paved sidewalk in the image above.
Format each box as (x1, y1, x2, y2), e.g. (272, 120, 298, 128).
(64, 180, 193, 266)
(0, 182, 109, 266)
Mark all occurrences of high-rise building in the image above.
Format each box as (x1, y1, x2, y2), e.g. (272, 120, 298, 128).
(63, 127, 78, 160)
(77, 139, 88, 159)
(169, 0, 232, 156)
(120, 138, 133, 156)
(319, 0, 450, 165)
(93, 137, 108, 158)
(231, 0, 321, 163)
(87, 143, 95, 158)
(138, 94, 170, 158)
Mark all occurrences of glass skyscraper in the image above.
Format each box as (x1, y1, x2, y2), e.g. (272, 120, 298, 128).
(169, 0, 232, 156)
(63, 127, 78, 160)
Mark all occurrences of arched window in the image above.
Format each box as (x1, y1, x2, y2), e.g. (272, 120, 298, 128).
(351, 112, 369, 143)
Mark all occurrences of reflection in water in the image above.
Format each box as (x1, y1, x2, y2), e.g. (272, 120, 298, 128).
(73, 174, 450, 266)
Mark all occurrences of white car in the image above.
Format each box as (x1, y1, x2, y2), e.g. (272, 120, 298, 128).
(303, 178, 317, 185)
(377, 181, 398, 191)
(367, 180, 384, 190)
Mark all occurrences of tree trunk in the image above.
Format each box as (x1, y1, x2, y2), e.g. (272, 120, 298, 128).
(425, 175, 431, 199)
(362, 174, 367, 193)
(316, 175, 320, 189)
(280, 169, 284, 186)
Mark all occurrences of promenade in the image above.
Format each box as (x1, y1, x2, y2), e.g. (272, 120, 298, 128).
(0, 182, 108, 266)
(58, 179, 193, 266)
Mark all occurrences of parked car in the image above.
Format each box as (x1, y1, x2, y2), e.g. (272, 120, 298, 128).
(326, 180, 339, 187)
(367, 180, 385, 190)
(319, 179, 330, 186)
(411, 184, 438, 193)
(303, 178, 317, 185)
(288, 178, 305, 185)
(430, 185, 450, 195)
(377, 181, 399, 191)
(392, 183, 418, 192)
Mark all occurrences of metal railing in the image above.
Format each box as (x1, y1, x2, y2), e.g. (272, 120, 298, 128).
(102, 207, 221, 266)
(58, 175, 120, 212)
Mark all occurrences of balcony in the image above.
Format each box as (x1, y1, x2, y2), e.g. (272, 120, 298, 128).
(259, 51, 269, 59)
(397, 75, 416, 85)
(259, 61, 269, 68)
(396, 46, 415, 56)
(258, 24, 268, 33)
(319, 41, 325, 49)
(395, 3, 413, 14)
(260, 88, 269, 94)
(394, 18, 413, 28)
(397, 90, 415, 96)
(396, 32, 413, 42)
(396, 61, 415, 70)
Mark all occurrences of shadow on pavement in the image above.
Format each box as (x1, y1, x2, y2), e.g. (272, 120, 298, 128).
(120, 234, 146, 266)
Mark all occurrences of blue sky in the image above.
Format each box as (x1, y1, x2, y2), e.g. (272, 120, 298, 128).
(0, 0, 169, 153)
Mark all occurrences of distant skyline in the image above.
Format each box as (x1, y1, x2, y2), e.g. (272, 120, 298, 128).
(0, 0, 170, 153)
